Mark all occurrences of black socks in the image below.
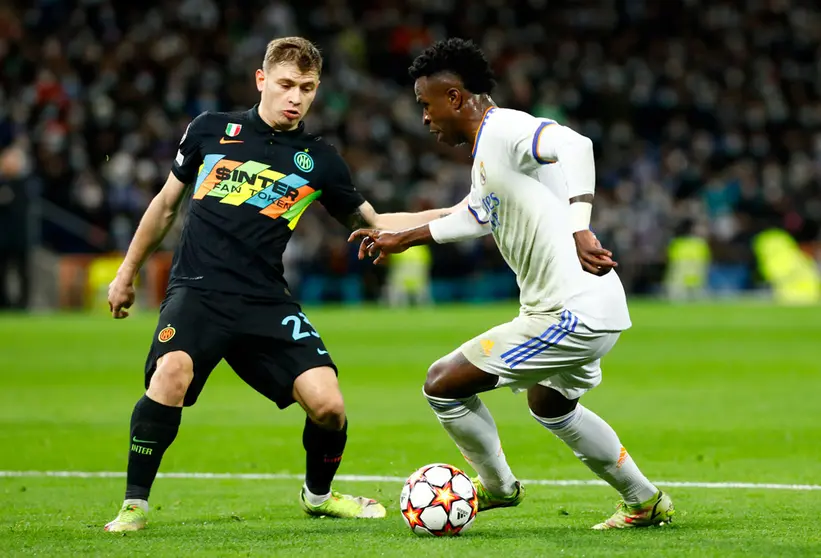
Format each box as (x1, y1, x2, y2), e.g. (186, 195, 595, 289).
(124, 395, 182, 501)
(302, 416, 347, 495)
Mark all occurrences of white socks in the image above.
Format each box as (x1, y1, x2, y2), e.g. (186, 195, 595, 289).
(424, 391, 518, 497)
(532, 405, 658, 505)
(424, 390, 656, 505)
(302, 484, 331, 505)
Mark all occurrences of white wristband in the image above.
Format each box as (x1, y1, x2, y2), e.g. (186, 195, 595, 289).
(569, 201, 592, 232)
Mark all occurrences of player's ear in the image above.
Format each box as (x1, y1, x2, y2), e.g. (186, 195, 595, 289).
(448, 88, 463, 111)
(255, 69, 265, 92)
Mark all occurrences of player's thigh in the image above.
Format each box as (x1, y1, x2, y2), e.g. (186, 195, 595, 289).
(144, 287, 232, 406)
(532, 331, 620, 401)
(225, 303, 337, 412)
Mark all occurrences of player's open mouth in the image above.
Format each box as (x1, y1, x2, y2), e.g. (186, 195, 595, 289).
(283, 109, 300, 119)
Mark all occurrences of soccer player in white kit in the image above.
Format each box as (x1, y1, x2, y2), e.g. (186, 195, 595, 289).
(350, 39, 674, 529)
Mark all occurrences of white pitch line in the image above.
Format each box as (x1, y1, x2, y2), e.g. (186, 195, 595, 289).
(0, 471, 819, 491)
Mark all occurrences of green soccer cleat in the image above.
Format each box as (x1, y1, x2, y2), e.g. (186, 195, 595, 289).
(592, 490, 675, 530)
(300, 489, 387, 519)
(104, 501, 148, 532)
(472, 477, 525, 512)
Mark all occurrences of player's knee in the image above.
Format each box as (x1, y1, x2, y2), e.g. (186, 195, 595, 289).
(149, 352, 194, 404)
(423, 358, 454, 399)
(309, 396, 346, 431)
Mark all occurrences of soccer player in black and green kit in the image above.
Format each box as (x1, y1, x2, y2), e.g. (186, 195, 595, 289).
(104, 37, 457, 531)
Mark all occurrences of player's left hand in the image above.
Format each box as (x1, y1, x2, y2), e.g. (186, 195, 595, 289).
(574, 230, 617, 276)
(348, 229, 409, 265)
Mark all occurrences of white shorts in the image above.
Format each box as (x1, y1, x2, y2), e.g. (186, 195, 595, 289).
(459, 309, 620, 400)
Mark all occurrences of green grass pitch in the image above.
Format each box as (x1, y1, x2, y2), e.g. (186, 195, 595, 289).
(1, 301, 820, 557)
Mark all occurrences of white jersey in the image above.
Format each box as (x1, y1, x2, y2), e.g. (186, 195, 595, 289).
(466, 108, 631, 332)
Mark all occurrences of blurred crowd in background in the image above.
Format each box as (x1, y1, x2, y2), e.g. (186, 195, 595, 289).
(1, 0, 820, 307)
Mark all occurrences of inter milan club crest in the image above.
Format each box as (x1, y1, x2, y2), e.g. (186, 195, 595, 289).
(479, 161, 487, 185)
(225, 123, 242, 137)
(158, 325, 176, 343)
(294, 150, 314, 172)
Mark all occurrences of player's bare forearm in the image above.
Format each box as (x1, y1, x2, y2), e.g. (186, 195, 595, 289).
(342, 207, 372, 232)
(342, 201, 455, 232)
(117, 197, 178, 280)
(372, 208, 453, 230)
(109, 192, 179, 319)
(117, 172, 187, 281)
(395, 224, 435, 248)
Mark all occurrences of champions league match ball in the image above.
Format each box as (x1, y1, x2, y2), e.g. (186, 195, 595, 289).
(399, 463, 478, 537)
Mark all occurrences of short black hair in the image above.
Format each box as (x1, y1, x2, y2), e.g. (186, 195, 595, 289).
(408, 38, 495, 95)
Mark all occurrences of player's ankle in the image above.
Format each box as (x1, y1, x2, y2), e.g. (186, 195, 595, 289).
(625, 488, 660, 508)
(480, 475, 518, 498)
(302, 484, 331, 506)
(122, 498, 149, 512)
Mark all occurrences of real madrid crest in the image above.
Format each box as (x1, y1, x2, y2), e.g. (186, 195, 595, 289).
(479, 161, 487, 185)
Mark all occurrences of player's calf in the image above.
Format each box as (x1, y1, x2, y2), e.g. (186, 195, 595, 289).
(105, 352, 193, 531)
(105, 394, 183, 528)
(529, 386, 661, 516)
(292, 366, 381, 514)
(423, 351, 520, 500)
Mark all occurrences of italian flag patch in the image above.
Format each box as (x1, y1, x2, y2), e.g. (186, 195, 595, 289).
(225, 123, 242, 137)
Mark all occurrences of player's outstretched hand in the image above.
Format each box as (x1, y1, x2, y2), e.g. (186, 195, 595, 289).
(108, 275, 135, 319)
(348, 229, 409, 265)
(574, 230, 617, 276)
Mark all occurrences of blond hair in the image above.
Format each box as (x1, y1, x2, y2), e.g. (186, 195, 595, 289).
(263, 37, 323, 75)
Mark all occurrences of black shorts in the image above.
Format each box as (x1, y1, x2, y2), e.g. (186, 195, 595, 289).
(144, 286, 335, 408)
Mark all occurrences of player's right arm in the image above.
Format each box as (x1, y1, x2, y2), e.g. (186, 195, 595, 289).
(504, 110, 616, 275)
(108, 172, 189, 318)
(109, 114, 206, 319)
(348, 194, 490, 265)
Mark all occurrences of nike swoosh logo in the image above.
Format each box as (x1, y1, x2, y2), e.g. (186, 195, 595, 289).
(317, 349, 328, 355)
(219, 138, 244, 144)
(132, 437, 157, 444)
